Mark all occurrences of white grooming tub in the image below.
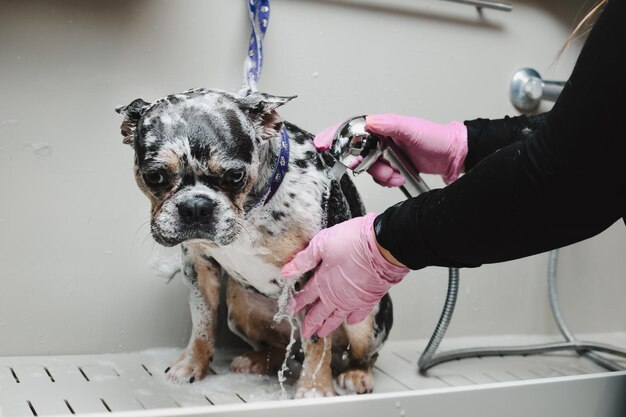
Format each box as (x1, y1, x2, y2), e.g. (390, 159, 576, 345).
(1, 1, 625, 416)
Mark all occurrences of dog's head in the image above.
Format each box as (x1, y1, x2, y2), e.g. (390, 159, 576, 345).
(116, 88, 295, 247)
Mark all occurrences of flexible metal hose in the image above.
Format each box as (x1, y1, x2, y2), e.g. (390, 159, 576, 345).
(418, 250, 626, 372)
(420, 340, 626, 370)
(417, 267, 459, 372)
(547, 249, 624, 371)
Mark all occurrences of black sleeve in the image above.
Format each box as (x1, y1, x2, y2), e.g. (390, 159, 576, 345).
(463, 114, 547, 170)
(374, 0, 626, 270)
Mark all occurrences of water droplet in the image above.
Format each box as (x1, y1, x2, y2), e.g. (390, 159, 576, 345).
(29, 143, 53, 156)
(104, 250, 113, 255)
(312, 71, 319, 78)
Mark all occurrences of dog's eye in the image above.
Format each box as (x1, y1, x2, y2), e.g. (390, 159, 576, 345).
(144, 171, 166, 186)
(223, 169, 246, 186)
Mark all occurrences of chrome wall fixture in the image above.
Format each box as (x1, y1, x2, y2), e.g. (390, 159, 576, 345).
(440, 0, 513, 12)
(510, 68, 566, 113)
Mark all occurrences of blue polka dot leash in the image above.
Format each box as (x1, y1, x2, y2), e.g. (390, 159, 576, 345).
(242, 0, 270, 92)
(239, 0, 290, 212)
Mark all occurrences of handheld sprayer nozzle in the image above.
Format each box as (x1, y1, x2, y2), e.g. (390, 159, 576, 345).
(327, 116, 431, 197)
(328, 116, 384, 176)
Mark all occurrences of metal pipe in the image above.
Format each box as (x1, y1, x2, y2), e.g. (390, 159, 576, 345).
(542, 81, 566, 102)
(510, 68, 566, 113)
(440, 0, 513, 12)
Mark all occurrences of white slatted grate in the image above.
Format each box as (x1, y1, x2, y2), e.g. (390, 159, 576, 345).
(1, 333, 625, 416)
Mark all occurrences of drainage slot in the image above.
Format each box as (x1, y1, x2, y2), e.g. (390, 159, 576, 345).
(204, 395, 214, 405)
(78, 367, 90, 382)
(434, 376, 454, 387)
(135, 398, 146, 410)
(100, 399, 112, 413)
(64, 400, 75, 415)
(235, 393, 247, 403)
(10, 367, 20, 383)
(505, 370, 522, 380)
(27, 401, 37, 416)
(44, 367, 55, 382)
(141, 364, 153, 377)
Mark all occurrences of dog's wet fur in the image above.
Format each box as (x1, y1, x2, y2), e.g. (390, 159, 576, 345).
(117, 88, 393, 397)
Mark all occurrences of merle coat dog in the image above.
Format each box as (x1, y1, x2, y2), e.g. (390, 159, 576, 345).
(116, 88, 393, 397)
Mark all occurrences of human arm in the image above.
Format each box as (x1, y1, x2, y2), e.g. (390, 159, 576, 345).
(463, 114, 547, 170)
(314, 112, 548, 186)
(376, 0, 626, 269)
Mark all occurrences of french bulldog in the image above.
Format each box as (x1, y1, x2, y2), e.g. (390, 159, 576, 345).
(116, 88, 393, 397)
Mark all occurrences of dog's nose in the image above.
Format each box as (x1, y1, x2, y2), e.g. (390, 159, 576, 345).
(178, 197, 215, 225)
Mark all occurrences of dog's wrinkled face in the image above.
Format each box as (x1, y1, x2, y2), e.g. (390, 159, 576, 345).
(116, 88, 294, 247)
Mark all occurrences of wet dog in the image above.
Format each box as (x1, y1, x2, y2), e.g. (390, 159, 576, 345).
(116, 88, 393, 397)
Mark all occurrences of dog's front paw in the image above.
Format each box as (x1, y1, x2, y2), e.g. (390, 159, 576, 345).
(230, 349, 285, 375)
(294, 373, 336, 399)
(293, 384, 336, 399)
(165, 342, 213, 384)
(230, 353, 266, 374)
(337, 369, 374, 394)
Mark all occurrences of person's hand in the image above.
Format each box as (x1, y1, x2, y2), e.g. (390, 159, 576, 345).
(281, 213, 410, 339)
(314, 114, 468, 186)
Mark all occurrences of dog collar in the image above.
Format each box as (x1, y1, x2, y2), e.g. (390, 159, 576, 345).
(263, 126, 289, 205)
(245, 127, 290, 215)
(263, 127, 290, 205)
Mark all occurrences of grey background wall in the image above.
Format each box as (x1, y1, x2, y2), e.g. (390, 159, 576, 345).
(0, 0, 624, 356)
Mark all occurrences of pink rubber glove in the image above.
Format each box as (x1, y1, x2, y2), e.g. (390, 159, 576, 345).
(314, 115, 468, 186)
(281, 213, 410, 339)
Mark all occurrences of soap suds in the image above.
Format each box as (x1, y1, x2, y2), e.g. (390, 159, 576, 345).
(148, 245, 182, 282)
(272, 276, 300, 398)
(312, 337, 329, 379)
(26, 142, 53, 156)
(141, 348, 295, 402)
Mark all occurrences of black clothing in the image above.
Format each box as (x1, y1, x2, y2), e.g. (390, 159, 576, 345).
(375, 0, 626, 270)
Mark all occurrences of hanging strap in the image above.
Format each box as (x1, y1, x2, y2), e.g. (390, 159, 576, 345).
(242, 0, 270, 92)
(239, 0, 290, 213)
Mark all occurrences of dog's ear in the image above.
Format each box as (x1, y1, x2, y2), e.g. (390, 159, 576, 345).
(115, 98, 150, 147)
(238, 92, 296, 140)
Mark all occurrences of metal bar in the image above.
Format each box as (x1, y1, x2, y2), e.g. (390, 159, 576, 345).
(440, 0, 513, 12)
